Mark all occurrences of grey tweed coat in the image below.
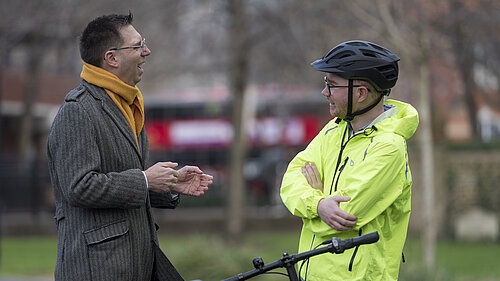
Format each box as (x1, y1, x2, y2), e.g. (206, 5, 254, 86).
(47, 80, 183, 281)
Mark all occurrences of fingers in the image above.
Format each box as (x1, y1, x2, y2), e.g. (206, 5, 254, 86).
(302, 162, 323, 191)
(321, 211, 355, 231)
(160, 162, 178, 169)
(200, 174, 214, 182)
(318, 197, 358, 231)
(165, 168, 179, 182)
(326, 213, 357, 231)
(179, 165, 203, 174)
(158, 162, 180, 178)
(178, 183, 209, 197)
(302, 163, 313, 179)
(145, 162, 181, 193)
(334, 212, 357, 226)
(330, 196, 357, 221)
(343, 212, 358, 222)
(310, 163, 321, 180)
(331, 221, 354, 231)
(197, 174, 212, 185)
(332, 195, 351, 203)
(193, 185, 209, 196)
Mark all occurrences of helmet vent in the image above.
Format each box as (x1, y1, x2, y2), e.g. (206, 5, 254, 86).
(332, 50, 355, 59)
(377, 65, 395, 73)
(346, 41, 367, 47)
(324, 45, 344, 59)
(361, 49, 377, 58)
(368, 43, 388, 54)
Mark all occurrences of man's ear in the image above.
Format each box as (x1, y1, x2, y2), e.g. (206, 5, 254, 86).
(103, 50, 119, 68)
(357, 86, 370, 103)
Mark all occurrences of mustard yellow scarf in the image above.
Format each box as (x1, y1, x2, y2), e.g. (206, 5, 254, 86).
(81, 62, 144, 147)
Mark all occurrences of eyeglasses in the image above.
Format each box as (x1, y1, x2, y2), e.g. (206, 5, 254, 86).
(323, 76, 365, 96)
(109, 38, 147, 51)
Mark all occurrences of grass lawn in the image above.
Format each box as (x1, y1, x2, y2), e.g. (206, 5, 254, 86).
(0, 233, 498, 281)
(0, 236, 57, 276)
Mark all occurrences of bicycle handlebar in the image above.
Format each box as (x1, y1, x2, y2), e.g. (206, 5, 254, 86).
(222, 231, 379, 281)
(331, 231, 379, 253)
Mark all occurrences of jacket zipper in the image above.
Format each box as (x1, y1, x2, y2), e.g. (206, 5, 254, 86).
(328, 126, 349, 194)
(349, 229, 362, 271)
(333, 157, 349, 192)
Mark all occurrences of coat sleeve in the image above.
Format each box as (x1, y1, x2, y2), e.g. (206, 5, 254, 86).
(303, 136, 408, 236)
(149, 191, 180, 209)
(48, 101, 148, 209)
(280, 128, 328, 219)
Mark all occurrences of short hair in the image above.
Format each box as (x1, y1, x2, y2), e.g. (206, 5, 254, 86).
(354, 79, 377, 93)
(354, 79, 384, 102)
(79, 12, 134, 67)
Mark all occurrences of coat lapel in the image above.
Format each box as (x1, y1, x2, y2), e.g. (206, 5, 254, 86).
(82, 81, 143, 161)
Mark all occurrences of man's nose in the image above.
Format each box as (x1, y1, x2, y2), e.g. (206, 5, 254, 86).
(142, 46, 151, 56)
(321, 87, 330, 97)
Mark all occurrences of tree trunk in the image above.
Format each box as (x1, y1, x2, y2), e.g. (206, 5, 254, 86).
(419, 62, 436, 269)
(450, 0, 479, 139)
(0, 67, 3, 153)
(226, 0, 248, 242)
(19, 34, 41, 166)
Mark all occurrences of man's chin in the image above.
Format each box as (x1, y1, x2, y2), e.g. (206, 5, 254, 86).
(330, 112, 345, 120)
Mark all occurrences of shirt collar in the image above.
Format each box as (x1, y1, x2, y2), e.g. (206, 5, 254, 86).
(348, 104, 398, 137)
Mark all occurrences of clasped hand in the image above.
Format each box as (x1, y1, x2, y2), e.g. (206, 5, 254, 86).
(302, 162, 357, 231)
(145, 162, 213, 196)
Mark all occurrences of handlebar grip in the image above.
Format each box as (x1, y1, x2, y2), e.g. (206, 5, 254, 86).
(352, 231, 379, 246)
(333, 231, 379, 253)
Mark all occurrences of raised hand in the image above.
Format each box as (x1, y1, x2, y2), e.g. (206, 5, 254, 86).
(172, 166, 213, 196)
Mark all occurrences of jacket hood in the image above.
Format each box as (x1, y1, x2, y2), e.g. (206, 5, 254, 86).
(378, 99, 419, 140)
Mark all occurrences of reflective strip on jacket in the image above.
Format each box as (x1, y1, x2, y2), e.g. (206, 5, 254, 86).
(280, 99, 419, 281)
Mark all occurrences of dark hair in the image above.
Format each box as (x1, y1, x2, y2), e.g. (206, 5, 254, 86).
(79, 12, 134, 67)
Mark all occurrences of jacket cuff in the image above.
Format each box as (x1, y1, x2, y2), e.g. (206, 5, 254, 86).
(308, 193, 327, 218)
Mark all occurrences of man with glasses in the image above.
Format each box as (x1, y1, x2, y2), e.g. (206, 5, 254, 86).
(47, 12, 213, 281)
(280, 40, 419, 280)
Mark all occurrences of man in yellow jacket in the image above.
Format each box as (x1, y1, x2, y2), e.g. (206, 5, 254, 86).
(280, 40, 419, 281)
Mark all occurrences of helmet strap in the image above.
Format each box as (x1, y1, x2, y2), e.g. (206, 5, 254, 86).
(343, 80, 384, 122)
(353, 94, 384, 116)
(345, 79, 354, 121)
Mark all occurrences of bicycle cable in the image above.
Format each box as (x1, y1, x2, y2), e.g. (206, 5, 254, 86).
(298, 242, 324, 281)
(261, 271, 289, 278)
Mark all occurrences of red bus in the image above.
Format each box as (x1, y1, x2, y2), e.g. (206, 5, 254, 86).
(144, 97, 328, 207)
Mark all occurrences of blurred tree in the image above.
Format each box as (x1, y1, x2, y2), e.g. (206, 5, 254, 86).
(0, 1, 28, 155)
(0, 0, 81, 161)
(226, 0, 248, 242)
(444, 0, 500, 139)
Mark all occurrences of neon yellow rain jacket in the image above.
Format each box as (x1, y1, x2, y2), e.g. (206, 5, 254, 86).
(281, 99, 419, 281)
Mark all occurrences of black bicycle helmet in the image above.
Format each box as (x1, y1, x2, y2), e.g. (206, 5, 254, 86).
(311, 40, 400, 121)
(311, 40, 400, 94)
